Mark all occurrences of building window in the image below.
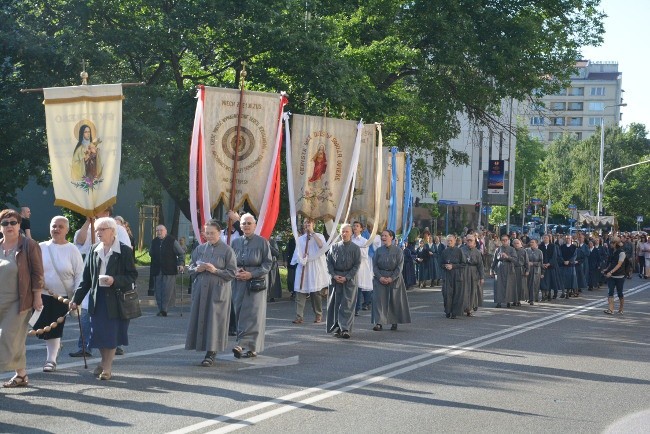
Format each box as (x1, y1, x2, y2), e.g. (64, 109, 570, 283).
(530, 116, 545, 126)
(569, 87, 584, 96)
(590, 87, 606, 96)
(568, 117, 583, 126)
(528, 131, 545, 141)
(549, 132, 563, 141)
(551, 102, 566, 111)
(551, 117, 565, 126)
(588, 117, 603, 126)
(589, 102, 605, 111)
(567, 102, 584, 111)
(573, 132, 582, 140)
(556, 88, 568, 96)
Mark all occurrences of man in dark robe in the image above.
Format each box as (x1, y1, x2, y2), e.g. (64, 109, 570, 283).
(440, 234, 466, 318)
(560, 236, 578, 298)
(460, 234, 484, 315)
(326, 224, 361, 338)
(539, 234, 562, 300)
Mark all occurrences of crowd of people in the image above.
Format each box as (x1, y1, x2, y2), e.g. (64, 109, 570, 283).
(2, 205, 647, 387)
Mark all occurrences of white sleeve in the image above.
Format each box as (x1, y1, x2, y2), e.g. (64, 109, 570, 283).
(117, 226, 132, 247)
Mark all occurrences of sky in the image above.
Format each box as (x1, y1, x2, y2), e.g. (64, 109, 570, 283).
(580, 0, 650, 129)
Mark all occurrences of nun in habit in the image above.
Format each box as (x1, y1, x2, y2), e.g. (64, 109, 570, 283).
(231, 213, 273, 359)
(526, 239, 543, 304)
(440, 234, 466, 318)
(539, 234, 562, 300)
(326, 224, 361, 338)
(371, 230, 412, 331)
(491, 235, 517, 308)
(185, 220, 237, 367)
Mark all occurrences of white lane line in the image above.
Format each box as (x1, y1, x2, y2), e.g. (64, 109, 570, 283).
(170, 283, 649, 434)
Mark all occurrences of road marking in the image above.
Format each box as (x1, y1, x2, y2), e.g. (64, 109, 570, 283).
(169, 283, 649, 434)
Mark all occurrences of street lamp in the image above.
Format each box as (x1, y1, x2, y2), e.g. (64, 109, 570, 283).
(597, 103, 627, 216)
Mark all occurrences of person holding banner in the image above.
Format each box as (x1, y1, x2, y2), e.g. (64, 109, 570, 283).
(371, 230, 411, 331)
(291, 218, 329, 324)
(1, 209, 44, 388)
(231, 214, 272, 359)
(35, 216, 84, 372)
(352, 221, 373, 314)
(326, 224, 361, 339)
(69, 217, 138, 381)
(185, 220, 237, 367)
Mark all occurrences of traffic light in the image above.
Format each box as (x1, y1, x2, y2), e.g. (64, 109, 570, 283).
(475, 202, 480, 212)
(415, 197, 420, 207)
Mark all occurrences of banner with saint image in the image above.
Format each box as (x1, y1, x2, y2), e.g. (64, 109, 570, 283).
(43, 84, 123, 216)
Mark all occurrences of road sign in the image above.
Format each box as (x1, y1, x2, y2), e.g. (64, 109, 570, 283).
(568, 204, 577, 210)
(637, 216, 644, 223)
(482, 206, 492, 215)
(530, 198, 542, 205)
(438, 200, 458, 205)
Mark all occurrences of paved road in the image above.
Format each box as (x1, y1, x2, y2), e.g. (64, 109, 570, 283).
(2, 277, 649, 433)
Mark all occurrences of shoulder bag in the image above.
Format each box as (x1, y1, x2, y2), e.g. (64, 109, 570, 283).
(247, 277, 267, 292)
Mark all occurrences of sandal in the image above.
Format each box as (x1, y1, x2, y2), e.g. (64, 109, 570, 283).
(603, 309, 614, 315)
(617, 310, 624, 315)
(292, 318, 304, 324)
(339, 331, 351, 339)
(93, 365, 104, 376)
(3, 374, 28, 388)
(314, 315, 322, 323)
(43, 361, 57, 373)
(232, 346, 244, 359)
(372, 324, 382, 331)
(201, 351, 216, 367)
(98, 371, 112, 381)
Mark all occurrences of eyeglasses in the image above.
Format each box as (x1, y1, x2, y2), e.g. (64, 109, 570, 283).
(95, 227, 109, 232)
(1, 220, 19, 227)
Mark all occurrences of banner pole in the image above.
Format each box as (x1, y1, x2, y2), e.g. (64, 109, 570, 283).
(227, 61, 247, 245)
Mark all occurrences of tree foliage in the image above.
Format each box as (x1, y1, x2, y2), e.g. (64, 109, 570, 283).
(1, 0, 605, 223)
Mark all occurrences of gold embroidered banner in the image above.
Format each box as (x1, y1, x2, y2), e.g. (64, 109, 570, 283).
(349, 123, 379, 222)
(290, 114, 361, 221)
(202, 87, 281, 213)
(43, 84, 123, 216)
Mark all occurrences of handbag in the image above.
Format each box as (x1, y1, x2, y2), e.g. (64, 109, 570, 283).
(116, 287, 142, 320)
(247, 277, 267, 292)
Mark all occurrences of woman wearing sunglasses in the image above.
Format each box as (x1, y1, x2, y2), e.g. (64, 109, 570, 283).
(0, 209, 44, 388)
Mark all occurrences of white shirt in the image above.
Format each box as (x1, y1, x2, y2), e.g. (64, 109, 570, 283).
(352, 234, 373, 290)
(291, 233, 329, 293)
(39, 241, 84, 298)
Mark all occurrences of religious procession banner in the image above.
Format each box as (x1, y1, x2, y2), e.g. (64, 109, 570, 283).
(384, 148, 406, 234)
(43, 84, 123, 216)
(189, 86, 286, 240)
(289, 114, 362, 222)
(286, 113, 362, 259)
(349, 123, 378, 220)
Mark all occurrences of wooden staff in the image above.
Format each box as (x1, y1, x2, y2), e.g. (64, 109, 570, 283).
(227, 61, 247, 245)
(299, 232, 311, 290)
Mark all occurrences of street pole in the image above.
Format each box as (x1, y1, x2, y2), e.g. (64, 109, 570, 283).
(597, 103, 628, 217)
(521, 177, 526, 230)
(597, 119, 605, 217)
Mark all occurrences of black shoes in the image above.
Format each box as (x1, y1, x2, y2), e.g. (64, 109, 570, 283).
(69, 350, 92, 358)
(115, 347, 125, 355)
(157, 311, 167, 317)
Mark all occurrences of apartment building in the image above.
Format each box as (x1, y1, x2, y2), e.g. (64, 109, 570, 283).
(526, 60, 624, 144)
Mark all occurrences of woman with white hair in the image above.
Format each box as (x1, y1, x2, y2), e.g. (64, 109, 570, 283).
(231, 213, 272, 359)
(69, 217, 138, 380)
(34, 216, 84, 372)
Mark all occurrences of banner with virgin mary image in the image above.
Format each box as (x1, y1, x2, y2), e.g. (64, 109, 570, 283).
(43, 84, 123, 216)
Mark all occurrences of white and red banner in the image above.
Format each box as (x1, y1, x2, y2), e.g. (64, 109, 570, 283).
(189, 86, 287, 240)
(43, 84, 123, 216)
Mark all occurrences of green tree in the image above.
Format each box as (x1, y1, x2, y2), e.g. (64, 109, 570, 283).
(2, 0, 605, 225)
